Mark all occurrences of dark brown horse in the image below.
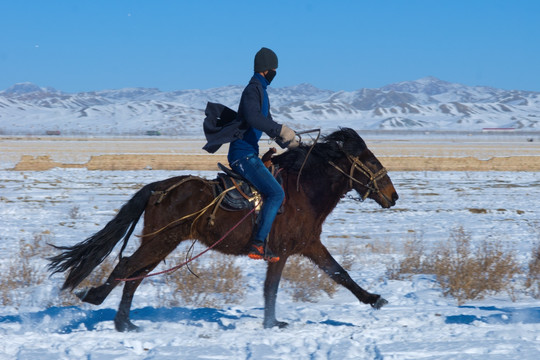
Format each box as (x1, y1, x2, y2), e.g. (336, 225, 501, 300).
(48, 128, 398, 332)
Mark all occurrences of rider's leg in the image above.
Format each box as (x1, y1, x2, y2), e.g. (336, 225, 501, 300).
(231, 154, 284, 261)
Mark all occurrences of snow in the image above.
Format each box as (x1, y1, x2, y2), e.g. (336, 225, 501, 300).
(1, 169, 540, 359)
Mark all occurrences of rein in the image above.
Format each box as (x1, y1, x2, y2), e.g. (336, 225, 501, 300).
(295, 128, 321, 191)
(329, 155, 388, 201)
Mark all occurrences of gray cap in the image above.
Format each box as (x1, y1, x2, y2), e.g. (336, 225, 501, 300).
(254, 47, 278, 72)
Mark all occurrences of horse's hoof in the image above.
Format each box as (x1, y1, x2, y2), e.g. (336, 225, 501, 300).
(371, 297, 388, 310)
(263, 320, 289, 329)
(75, 288, 90, 301)
(115, 319, 141, 332)
(75, 287, 104, 305)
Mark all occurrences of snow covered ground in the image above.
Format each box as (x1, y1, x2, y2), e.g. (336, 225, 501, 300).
(1, 169, 540, 359)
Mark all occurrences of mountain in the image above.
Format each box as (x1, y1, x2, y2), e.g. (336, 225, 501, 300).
(1, 77, 539, 136)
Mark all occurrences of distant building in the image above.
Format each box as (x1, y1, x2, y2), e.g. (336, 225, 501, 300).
(46, 130, 61, 135)
(146, 130, 161, 136)
(482, 128, 515, 132)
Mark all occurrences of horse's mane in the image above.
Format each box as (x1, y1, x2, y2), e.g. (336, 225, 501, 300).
(272, 128, 367, 174)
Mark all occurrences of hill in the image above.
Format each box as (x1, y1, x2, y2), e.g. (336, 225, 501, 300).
(1, 77, 539, 136)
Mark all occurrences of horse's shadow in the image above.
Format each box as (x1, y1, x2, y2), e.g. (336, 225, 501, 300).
(445, 306, 540, 325)
(0, 306, 254, 333)
(0, 306, 360, 333)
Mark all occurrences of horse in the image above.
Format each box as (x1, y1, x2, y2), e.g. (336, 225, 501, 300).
(48, 128, 399, 332)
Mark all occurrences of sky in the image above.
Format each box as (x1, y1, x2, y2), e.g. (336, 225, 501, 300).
(1, 0, 539, 93)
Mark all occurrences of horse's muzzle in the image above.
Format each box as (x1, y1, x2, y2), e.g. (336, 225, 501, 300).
(380, 188, 399, 208)
(390, 191, 399, 207)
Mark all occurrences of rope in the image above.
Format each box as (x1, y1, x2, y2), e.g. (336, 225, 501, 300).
(117, 165, 283, 282)
(154, 176, 202, 205)
(116, 201, 259, 282)
(137, 185, 236, 239)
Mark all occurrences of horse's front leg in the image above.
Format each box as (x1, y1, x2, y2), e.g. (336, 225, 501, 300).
(304, 243, 387, 309)
(263, 257, 288, 329)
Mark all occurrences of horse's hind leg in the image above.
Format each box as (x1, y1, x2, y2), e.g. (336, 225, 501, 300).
(114, 261, 159, 332)
(109, 237, 182, 331)
(78, 234, 181, 306)
(78, 244, 171, 331)
(76, 256, 131, 305)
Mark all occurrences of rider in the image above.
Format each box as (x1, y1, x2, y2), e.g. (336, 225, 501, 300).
(228, 47, 299, 262)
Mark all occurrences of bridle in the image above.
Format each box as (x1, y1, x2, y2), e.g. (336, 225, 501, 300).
(329, 155, 388, 202)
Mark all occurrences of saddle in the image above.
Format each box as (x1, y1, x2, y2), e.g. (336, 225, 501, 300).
(214, 162, 270, 211)
(212, 157, 283, 212)
(213, 163, 261, 211)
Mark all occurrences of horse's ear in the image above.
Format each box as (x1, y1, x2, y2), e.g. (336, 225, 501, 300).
(325, 128, 366, 156)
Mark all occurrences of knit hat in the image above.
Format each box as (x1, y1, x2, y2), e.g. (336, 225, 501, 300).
(254, 47, 278, 72)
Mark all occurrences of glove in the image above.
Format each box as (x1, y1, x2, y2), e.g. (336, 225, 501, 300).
(279, 125, 299, 149)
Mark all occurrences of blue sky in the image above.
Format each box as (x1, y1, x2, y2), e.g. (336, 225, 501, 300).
(1, 0, 539, 93)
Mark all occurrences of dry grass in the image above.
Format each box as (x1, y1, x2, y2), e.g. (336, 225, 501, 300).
(525, 243, 540, 298)
(387, 233, 431, 279)
(68, 205, 81, 219)
(0, 232, 52, 306)
(468, 208, 488, 214)
(0, 229, 120, 307)
(525, 222, 540, 298)
(156, 241, 359, 306)
(6, 137, 540, 171)
(3, 227, 537, 308)
(157, 252, 246, 308)
(388, 227, 522, 305)
(432, 228, 521, 304)
(363, 239, 396, 254)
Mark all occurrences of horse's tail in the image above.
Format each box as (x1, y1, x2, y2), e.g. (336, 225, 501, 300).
(48, 181, 158, 291)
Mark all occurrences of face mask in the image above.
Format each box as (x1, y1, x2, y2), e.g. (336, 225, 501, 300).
(264, 70, 276, 84)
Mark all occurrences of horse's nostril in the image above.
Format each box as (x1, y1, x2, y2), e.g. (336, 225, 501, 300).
(392, 192, 399, 203)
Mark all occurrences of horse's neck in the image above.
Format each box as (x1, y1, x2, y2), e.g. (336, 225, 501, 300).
(284, 167, 348, 221)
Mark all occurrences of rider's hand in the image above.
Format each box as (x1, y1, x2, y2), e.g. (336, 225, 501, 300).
(279, 125, 299, 149)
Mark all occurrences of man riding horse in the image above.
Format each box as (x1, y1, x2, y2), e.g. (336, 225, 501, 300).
(203, 47, 298, 263)
(49, 49, 399, 332)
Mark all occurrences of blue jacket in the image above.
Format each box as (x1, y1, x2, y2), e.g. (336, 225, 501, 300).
(202, 74, 282, 156)
(228, 73, 280, 162)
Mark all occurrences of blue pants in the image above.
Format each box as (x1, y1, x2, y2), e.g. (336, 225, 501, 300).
(230, 154, 285, 242)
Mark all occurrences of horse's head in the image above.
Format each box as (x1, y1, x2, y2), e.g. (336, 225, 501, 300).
(272, 127, 398, 209)
(325, 128, 398, 208)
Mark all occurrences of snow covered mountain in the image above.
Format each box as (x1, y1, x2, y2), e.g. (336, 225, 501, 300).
(1, 77, 539, 136)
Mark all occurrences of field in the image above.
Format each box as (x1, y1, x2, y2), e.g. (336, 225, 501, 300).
(1, 134, 540, 359)
(2, 133, 540, 171)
